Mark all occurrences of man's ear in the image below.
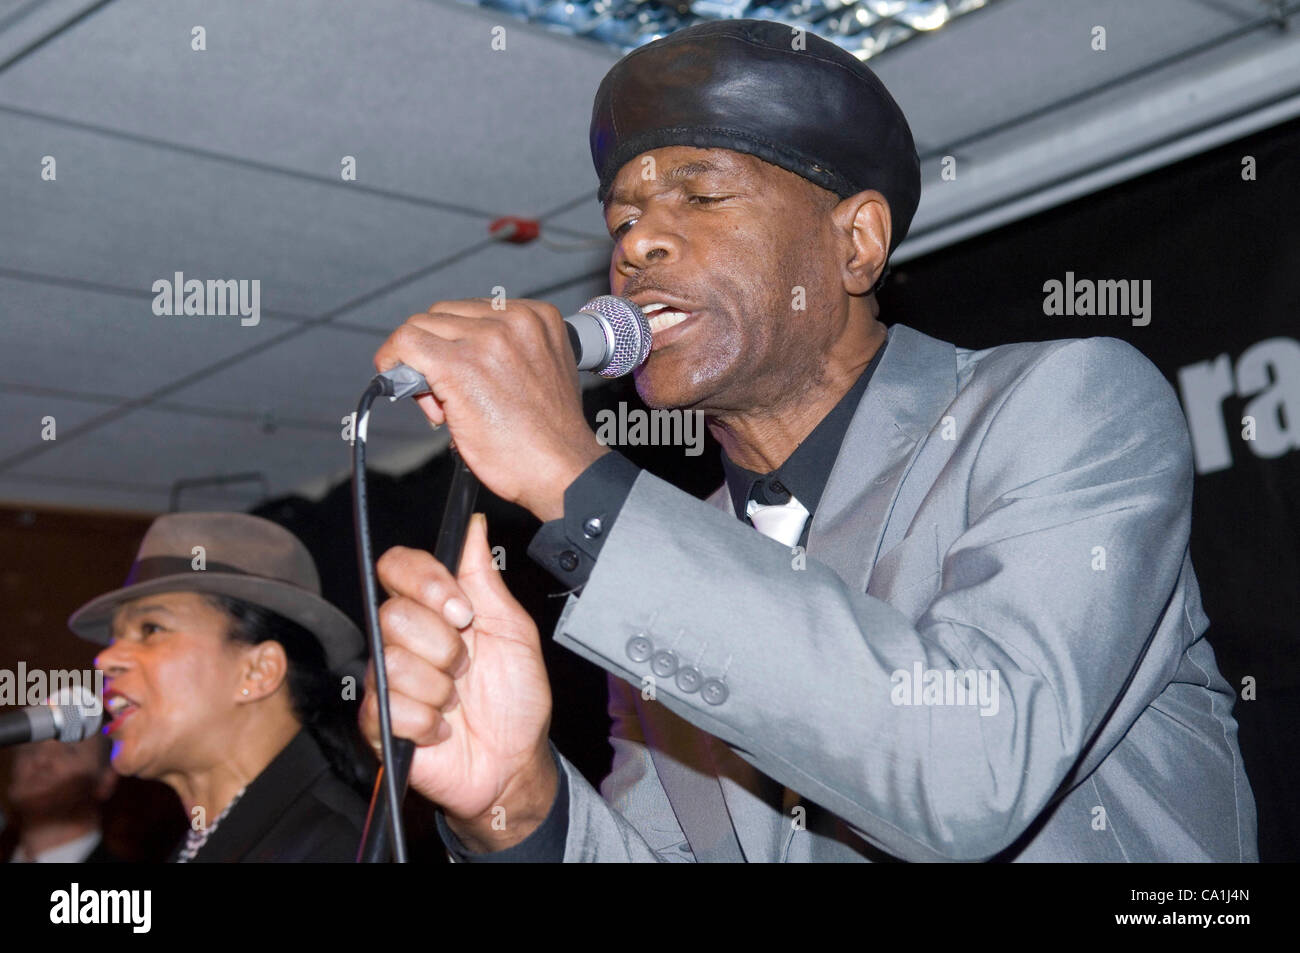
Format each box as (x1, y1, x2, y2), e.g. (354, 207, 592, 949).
(832, 189, 892, 296)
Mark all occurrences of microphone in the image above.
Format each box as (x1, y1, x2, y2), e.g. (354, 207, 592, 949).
(0, 686, 103, 748)
(376, 295, 651, 399)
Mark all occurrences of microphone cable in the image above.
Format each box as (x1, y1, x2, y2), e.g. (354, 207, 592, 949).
(352, 374, 481, 862)
(350, 377, 410, 862)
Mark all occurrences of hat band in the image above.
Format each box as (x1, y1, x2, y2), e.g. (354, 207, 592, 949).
(125, 555, 258, 585)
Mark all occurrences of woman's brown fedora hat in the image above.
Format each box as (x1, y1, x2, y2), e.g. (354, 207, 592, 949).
(69, 512, 363, 672)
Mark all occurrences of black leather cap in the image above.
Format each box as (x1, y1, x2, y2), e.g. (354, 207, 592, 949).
(590, 19, 921, 253)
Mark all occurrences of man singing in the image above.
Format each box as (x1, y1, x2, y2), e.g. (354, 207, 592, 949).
(362, 20, 1256, 862)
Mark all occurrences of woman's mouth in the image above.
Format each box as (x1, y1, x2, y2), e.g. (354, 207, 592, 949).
(103, 691, 139, 735)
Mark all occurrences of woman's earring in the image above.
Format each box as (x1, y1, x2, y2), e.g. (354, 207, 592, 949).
(241, 688, 250, 696)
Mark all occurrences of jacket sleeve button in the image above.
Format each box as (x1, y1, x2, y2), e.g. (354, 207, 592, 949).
(651, 650, 678, 677)
(701, 679, 728, 705)
(675, 666, 702, 693)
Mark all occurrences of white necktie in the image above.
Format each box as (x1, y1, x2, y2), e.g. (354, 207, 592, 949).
(746, 495, 810, 548)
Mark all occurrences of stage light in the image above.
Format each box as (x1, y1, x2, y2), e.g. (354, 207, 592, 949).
(461, 0, 994, 59)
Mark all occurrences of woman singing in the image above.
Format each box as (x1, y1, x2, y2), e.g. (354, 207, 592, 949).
(69, 511, 373, 862)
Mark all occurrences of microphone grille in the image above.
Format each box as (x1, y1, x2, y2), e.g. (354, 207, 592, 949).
(52, 685, 103, 742)
(579, 296, 651, 378)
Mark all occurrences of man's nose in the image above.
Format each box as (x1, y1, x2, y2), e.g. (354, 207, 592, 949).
(614, 216, 679, 276)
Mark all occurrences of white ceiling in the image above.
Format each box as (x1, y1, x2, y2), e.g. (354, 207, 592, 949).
(2, 0, 1297, 513)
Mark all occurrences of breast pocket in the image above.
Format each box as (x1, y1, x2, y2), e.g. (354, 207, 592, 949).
(866, 523, 942, 620)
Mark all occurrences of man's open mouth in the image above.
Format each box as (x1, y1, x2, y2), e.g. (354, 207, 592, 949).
(640, 301, 694, 335)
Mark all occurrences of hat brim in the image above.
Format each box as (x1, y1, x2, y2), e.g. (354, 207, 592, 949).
(69, 573, 364, 673)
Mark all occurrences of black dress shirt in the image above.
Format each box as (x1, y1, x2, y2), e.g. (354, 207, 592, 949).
(445, 339, 888, 861)
(721, 339, 886, 546)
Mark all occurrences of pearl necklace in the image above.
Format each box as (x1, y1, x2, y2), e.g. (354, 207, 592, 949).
(176, 786, 247, 863)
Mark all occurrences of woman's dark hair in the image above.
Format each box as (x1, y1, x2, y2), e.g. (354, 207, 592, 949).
(204, 593, 376, 796)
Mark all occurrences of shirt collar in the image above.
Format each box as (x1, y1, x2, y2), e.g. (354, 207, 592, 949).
(11, 828, 101, 863)
(722, 336, 887, 520)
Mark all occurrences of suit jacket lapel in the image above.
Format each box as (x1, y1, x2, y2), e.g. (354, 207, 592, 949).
(808, 323, 958, 592)
(704, 324, 957, 588)
(698, 323, 958, 862)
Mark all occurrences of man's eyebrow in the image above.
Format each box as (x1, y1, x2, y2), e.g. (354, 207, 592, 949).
(605, 159, 728, 210)
(661, 159, 724, 183)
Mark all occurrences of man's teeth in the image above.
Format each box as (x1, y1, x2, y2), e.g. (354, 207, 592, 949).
(643, 304, 691, 334)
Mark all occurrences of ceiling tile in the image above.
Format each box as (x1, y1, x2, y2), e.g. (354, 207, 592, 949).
(0, 110, 495, 317)
(0, 0, 617, 213)
(338, 236, 609, 329)
(872, 0, 1248, 153)
(0, 391, 114, 465)
(0, 275, 304, 399)
(9, 405, 440, 503)
(161, 324, 436, 436)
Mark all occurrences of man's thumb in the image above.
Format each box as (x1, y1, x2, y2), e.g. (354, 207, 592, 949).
(456, 512, 507, 600)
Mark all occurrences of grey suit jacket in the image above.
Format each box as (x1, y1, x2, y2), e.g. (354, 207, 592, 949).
(549, 323, 1257, 862)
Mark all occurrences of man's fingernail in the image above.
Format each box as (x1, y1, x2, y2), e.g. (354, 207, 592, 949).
(453, 653, 471, 679)
(444, 688, 460, 712)
(443, 597, 474, 628)
(435, 721, 452, 742)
